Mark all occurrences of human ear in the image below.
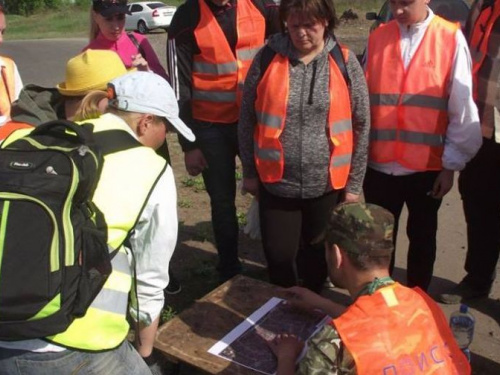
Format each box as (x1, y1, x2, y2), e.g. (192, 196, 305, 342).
(333, 244, 342, 269)
(136, 114, 151, 136)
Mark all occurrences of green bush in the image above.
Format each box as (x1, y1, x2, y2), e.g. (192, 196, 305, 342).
(4, 0, 78, 15)
(43, 0, 64, 9)
(74, 0, 90, 8)
(5, 0, 44, 16)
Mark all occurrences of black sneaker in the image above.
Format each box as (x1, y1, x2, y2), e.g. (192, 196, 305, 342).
(165, 275, 182, 295)
(438, 281, 490, 304)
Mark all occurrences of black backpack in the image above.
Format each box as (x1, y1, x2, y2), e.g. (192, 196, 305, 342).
(0, 120, 139, 340)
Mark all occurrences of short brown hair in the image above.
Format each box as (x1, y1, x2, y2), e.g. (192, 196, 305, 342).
(279, 0, 338, 33)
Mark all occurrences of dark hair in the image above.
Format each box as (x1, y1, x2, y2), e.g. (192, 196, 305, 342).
(324, 235, 392, 271)
(279, 0, 338, 33)
(0, 0, 5, 13)
(344, 251, 392, 271)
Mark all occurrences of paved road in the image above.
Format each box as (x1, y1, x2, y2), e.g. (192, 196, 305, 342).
(2, 38, 499, 374)
(2, 39, 87, 87)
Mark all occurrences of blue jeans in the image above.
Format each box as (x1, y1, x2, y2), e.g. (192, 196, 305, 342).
(196, 124, 241, 279)
(0, 340, 151, 375)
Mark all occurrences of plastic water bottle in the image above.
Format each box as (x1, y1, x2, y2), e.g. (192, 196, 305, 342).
(449, 304, 475, 362)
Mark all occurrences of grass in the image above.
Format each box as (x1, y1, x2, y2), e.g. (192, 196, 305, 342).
(160, 305, 177, 324)
(178, 198, 192, 208)
(181, 176, 206, 192)
(4, 1, 180, 40)
(334, 0, 384, 14)
(6, 7, 89, 40)
(2, 1, 388, 41)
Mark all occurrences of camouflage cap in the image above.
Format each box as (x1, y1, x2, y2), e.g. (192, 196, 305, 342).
(326, 202, 394, 257)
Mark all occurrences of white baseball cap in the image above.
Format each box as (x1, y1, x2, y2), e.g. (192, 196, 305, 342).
(107, 71, 195, 142)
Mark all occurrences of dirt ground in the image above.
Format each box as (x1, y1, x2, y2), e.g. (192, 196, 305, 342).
(2, 6, 496, 373)
(147, 15, 500, 375)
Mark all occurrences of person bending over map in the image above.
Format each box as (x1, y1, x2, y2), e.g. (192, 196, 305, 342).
(267, 202, 470, 375)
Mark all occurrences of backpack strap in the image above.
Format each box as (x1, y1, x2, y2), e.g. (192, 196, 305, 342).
(259, 45, 276, 80)
(259, 40, 350, 86)
(127, 32, 147, 59)
(92, 128, 142, 156)
(329, 37, 351, 87)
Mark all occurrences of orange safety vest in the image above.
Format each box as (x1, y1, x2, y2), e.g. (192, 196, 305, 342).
(192, 0, 265, 123)
(0, 56, 16, 119)
(469, 1, 500, 100)
(334, 283, 471, 375)
(254, 48, 353, 189)
(366, 16, 459, 171)
(0, 121, 33, 141)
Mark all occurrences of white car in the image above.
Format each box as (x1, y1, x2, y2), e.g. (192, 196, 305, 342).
(125, 1, 177, 34)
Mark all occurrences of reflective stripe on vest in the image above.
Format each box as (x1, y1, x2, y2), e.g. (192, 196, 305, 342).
(46, 115, 167, 350)
(469, 3, 500, 100)
(0, 57, 16, 119)
(0, 121, 33, 141)
(366, 16, 458, 171)
(333, 283, 471, 374)
(254, 49, 353, 189)
(192, 0, 265, 123)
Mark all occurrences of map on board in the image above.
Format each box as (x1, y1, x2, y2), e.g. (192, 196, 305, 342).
(208, 297, 329, 375)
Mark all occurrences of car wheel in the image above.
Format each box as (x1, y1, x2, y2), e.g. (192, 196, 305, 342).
(137, 20, 148, 34)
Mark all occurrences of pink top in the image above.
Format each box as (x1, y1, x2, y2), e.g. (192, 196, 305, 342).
(83, 31, 169, 81)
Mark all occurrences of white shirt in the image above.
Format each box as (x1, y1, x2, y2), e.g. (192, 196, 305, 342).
(0, 56, 23, 126)
(367, 9, 482, 175)
(0, 114, 179, 352)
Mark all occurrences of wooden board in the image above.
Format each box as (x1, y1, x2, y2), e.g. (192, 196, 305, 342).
(155, 275, 282, 374)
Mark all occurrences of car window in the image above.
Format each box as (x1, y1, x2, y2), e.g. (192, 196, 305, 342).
(378, 0, 390, 23)
(130, 4, 143, 12)
(148, 2, 167, 9)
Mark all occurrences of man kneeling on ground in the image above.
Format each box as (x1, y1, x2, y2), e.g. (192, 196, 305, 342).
(268, 202, 470, 375)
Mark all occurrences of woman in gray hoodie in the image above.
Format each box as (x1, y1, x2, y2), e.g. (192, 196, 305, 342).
(238, 0, 370, 292)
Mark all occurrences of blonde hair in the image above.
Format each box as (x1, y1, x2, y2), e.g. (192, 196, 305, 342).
(73, 90, 108, 121)
(89, 10, 100, 41)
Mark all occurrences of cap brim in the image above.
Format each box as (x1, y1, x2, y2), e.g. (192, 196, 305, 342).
(99, 5, 130, 17)
(168, 116, 195, 142)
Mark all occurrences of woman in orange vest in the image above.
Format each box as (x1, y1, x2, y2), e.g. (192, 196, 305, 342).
(0, 1, 23, 126)
(238, 0, 370, 292)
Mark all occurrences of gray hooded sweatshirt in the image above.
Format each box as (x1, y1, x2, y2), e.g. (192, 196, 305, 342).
(238, 32, 370, 199)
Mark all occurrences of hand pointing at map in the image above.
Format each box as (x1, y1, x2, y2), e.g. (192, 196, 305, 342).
(266, 334, 304, 375)
(283, 286, 346, 318)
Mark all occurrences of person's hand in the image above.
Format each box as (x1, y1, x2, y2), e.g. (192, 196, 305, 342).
(267, 333, 304, 362)
(283, 286, 329, 312)
(430, 169, 454, 199)
(184, 149, 208, 176)
(242, 177, 259, 197)
(342, 192, 360, 203)
(131, 54, 150, 71)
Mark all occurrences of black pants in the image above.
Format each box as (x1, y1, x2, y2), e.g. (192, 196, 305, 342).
(363, 168, 442, 291)
(460, 138, 500, 290)
(259, 187, 340, 293)
(197, 124, 241, 279)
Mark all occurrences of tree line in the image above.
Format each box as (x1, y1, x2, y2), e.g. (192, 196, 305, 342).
(4, 0, 88, 16)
